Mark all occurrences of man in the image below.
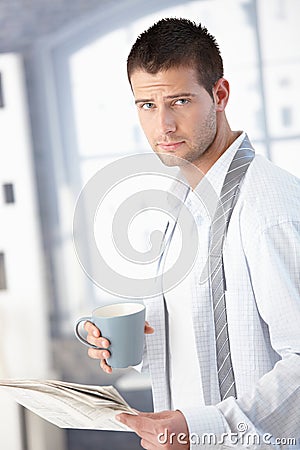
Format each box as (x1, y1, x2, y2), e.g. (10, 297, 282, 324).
(84, 18, 300, 448)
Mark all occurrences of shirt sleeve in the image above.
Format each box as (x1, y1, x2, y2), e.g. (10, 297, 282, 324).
(183, 220, 300, 448)
(179, 404, 229, 448)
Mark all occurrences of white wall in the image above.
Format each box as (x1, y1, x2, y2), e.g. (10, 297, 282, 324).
(0, 53, 65, 450)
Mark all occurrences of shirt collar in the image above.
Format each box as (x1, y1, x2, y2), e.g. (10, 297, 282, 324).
(204, 131, 246, 197)
(168, 131, 247, 215)
(186, 131, 247, 217)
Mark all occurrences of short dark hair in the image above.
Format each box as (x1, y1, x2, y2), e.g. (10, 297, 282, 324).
(127, 17, 224, 98)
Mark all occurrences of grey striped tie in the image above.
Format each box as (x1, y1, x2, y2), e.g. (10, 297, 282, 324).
(209, 135, 254, 400)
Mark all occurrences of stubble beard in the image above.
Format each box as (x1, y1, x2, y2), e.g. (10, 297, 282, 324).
(154, 103, 217, 168)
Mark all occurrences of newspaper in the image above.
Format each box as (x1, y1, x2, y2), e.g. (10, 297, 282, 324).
(0, 379, 136, 432)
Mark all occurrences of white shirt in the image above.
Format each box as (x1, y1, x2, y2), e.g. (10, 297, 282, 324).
(163, 192, 204, 411)
(143, 133, 300, 449)
(163, 133, 246, 413)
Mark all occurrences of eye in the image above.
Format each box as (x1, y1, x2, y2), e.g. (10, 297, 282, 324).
(140, 102, 155, 110)
(174, 98, 189, 106)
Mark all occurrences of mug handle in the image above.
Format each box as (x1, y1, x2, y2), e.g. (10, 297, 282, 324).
(74, 317, 105, 350)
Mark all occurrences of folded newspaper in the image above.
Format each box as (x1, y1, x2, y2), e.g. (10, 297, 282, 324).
(0, 379, 136, 431)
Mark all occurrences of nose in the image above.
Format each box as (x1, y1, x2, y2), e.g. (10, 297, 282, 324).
(157, 105, 176, 135)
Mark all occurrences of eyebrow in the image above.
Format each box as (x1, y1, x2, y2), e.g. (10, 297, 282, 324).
(134, 93, 196, 104)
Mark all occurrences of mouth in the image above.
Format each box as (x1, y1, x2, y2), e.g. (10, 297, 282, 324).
(156, 141, 185, 152)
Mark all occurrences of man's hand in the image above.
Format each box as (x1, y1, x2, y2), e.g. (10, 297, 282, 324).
(84, 320, 112, 373)
(84, 321, 154, 374)
(116, 410, 189, 449)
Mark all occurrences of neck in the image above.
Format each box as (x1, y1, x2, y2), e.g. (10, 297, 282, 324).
(181, 119, 242, 189)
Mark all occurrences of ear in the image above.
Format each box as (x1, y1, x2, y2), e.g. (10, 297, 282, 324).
(213, 78, 230, 112)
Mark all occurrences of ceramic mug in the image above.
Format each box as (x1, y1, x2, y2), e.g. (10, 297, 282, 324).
(74, 302, 145, 368)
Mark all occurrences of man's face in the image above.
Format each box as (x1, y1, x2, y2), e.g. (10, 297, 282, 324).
(130, 66, 217, 167)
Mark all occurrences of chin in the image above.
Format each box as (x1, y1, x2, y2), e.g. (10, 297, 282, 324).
(155, 152, 189, 167)
(156, 152, 188, 167)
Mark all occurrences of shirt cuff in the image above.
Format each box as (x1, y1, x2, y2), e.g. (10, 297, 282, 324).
(179, 405, 228, 448)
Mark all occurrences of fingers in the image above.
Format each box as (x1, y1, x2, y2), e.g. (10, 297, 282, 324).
(144, 321, 154, 335)
(84, 320, 100, 337)
(87, 347, 110, 361)
(87, 347, 112, 374)
(116, 413, 145, 432)
(84, 321, 112, 374)
(116, 411, 189, 449)
(100, 358, 113, 374)
(135, 411, 157, 419)
(84, 321, 110, 347)
(116, 413, 157, 435)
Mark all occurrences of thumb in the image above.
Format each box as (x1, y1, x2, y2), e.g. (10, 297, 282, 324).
(144, 321, 154, 334)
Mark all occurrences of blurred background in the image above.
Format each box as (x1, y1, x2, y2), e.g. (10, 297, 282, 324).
(0, 0, 299, 449)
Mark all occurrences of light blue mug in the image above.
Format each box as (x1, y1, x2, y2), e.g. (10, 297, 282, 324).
(74, 302, 146, 368)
